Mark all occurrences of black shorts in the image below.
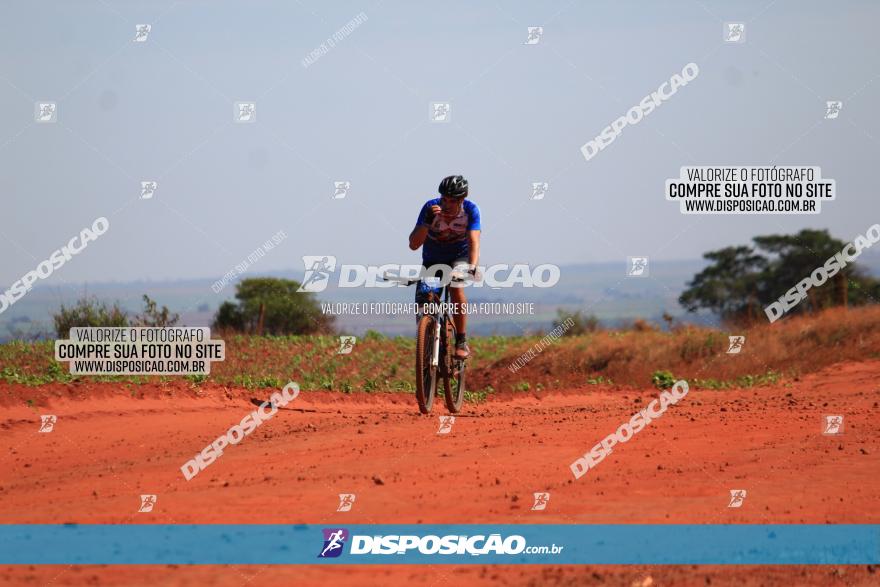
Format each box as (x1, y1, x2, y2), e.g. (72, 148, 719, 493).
(416, 257, 469, 305)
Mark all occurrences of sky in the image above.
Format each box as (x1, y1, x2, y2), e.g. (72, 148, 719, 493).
(1, 0, 879, 287)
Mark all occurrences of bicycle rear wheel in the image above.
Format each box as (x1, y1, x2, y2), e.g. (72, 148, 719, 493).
(415, 314, 438, 414)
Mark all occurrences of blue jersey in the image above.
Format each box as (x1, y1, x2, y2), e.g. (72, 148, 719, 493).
(416, 198, 481, 263)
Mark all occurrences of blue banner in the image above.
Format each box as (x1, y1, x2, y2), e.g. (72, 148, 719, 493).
(1, 524, 877, 565)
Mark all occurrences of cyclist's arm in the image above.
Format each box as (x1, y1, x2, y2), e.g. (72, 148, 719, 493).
(467, 229, 480, 268)
(409, 225, 428, 250)
(410, 203, 441, 250)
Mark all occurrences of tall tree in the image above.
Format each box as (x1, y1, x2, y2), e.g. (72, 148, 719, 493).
(679, 230, 880, 324)
(753, 229, 858, 312)
(212, 278, 334, 335)
(679, 245, 768, 322)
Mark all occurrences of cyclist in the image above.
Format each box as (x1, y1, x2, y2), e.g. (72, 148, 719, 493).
(408, 175, 481, 359)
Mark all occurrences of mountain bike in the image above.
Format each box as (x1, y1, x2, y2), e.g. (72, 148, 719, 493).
(388, 272, 468, 414)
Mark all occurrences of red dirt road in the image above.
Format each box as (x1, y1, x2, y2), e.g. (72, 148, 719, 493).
(1, 360, 879, 586)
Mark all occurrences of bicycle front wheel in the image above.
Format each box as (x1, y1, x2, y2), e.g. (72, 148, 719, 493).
(443, 332, 466, 414)
(415, 315, 438, 414)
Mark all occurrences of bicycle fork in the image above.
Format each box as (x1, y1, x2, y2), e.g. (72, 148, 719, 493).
(431, 318, 441, 367)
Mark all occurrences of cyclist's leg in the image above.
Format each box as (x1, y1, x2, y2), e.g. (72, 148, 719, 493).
(416, 261, 445, 316)
(420, 257, 470, 357)
(448, 258, 468, 334)
(449, 257, 470, 358)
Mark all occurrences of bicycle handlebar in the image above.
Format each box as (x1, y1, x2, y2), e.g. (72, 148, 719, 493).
(382, 271, 473, 286)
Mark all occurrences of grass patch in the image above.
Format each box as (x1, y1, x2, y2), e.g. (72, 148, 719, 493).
(586, 375, 613, 385)
(464, 390, 489, 403)
(692, 370, 781, 390)
(2, 306, 880, 394)
(651, 370, 677, 390)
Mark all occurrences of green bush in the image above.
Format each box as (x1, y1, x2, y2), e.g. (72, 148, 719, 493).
(131, 295, 179, 327)
(53, 294, 179, 338)
(53, 297, 128, 338)
(552, 309, 600, 335)
(363, 329, 386, 341)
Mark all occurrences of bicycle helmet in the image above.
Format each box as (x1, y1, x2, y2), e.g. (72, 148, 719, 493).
(438, 175, 468, 199)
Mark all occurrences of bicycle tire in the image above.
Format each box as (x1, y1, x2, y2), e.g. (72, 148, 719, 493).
(442, 320, 466, 413)
(415, 314, 437, 414)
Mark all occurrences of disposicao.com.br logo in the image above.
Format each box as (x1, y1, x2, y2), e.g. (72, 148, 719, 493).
(317, 528, 563, 558)
(318, 528, 349, 558)
(297, 256, 560, 292)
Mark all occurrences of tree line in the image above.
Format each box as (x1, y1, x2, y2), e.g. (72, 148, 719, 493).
(45, 228, 879, 337)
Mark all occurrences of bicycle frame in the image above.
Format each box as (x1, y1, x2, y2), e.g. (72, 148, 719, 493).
(427, 282, 455, 368)
(385, 272, 467, 359)
(384, 270, 469, 415)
